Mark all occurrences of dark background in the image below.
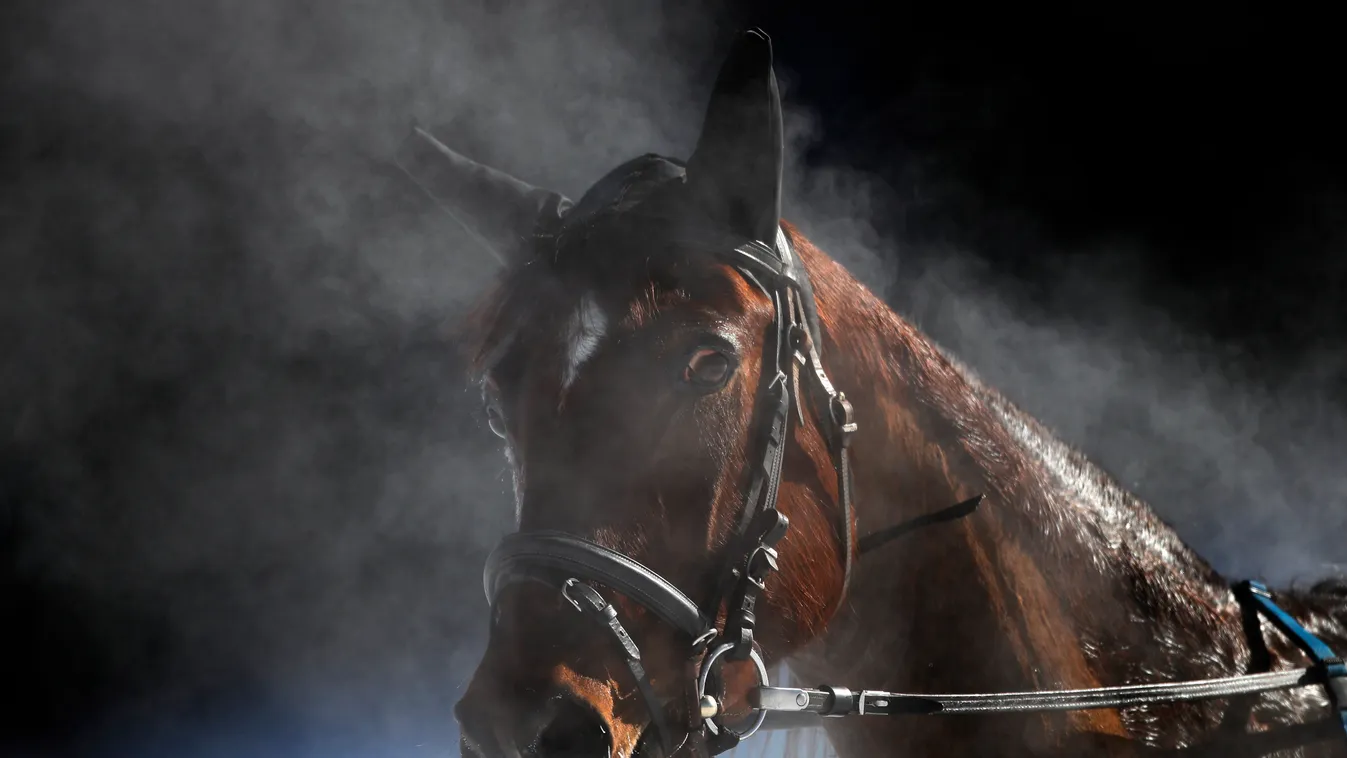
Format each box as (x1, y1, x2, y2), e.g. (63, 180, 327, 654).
(3, 1, 1344, 756)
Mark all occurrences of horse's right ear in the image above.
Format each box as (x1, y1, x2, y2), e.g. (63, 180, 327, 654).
(685, 28, 784, 246)
(394, 125, 572, 266)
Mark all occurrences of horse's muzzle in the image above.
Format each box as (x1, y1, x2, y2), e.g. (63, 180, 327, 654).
(457, 690, 614, 758)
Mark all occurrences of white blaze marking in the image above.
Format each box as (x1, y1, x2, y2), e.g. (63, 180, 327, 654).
(561, 293, 607, 389)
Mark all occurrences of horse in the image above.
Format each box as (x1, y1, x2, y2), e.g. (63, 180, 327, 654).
(395, 28, 1347, 758)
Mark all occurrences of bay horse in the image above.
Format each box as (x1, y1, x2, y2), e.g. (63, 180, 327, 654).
(396, 28, 1347, 758)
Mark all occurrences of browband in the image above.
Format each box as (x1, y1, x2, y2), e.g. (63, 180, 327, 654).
(673, 226, 825, 357)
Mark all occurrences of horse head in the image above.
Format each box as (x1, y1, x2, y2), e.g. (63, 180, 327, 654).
(395, 23, 1347, 758)
(401, 29, 856, 758)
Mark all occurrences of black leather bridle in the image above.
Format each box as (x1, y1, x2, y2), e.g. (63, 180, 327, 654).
(482, 225, 856, 756)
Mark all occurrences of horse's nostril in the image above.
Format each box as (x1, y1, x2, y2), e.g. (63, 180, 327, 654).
(535, 696, 611, 757)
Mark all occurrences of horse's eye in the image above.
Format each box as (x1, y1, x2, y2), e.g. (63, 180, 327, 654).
(683, 348, 735, 390)
(485, 404, 507, 439)
(482, 380, 508, 439)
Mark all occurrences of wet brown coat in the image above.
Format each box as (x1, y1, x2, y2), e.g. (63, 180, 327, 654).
(457, 220, 1347, 757)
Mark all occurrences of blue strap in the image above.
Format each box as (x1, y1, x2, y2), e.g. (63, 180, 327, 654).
(1240, 580, 1347, 740)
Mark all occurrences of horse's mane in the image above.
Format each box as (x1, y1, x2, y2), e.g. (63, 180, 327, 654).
(942, 334, 1347, 636)
(1284, 577, 1347, 626)
(1304, 578, 1347, 599)
(934, 345, 1243, 636)
(797, 224, 1230, 596)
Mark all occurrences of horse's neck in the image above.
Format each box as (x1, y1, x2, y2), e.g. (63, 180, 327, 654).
(792, 261, 1249, 754)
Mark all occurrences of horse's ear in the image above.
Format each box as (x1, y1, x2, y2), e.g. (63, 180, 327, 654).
(685, 28, 784, 245)
(394, 125, 572, 266)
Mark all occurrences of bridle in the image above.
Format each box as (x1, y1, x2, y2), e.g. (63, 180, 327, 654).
(479, 225, 1347, 756)
(483, 224, 856, 756)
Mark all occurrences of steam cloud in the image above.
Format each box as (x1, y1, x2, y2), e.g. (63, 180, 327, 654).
(3, 1, 1343, 757)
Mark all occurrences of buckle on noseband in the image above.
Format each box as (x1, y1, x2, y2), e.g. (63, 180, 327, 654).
(562, 579, 644, 663)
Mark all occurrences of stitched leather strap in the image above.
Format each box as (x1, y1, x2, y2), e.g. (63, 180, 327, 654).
(752, 667, 1321, 716)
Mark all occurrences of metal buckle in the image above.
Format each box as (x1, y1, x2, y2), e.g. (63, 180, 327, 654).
(561, 577, 585, 613)
(561, 577, 615, 621)
(830, 392, 857, 447)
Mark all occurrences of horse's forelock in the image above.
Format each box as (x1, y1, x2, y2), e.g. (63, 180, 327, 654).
(465, 208, 773, 382)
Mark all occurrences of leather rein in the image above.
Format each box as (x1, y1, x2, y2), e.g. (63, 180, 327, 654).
(479, 228, 1347, 755)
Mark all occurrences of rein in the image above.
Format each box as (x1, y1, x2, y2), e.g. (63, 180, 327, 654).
(749, 580, 1347, 754)
(479, 227, 1347, 755)
(753, 579, 1347, 721)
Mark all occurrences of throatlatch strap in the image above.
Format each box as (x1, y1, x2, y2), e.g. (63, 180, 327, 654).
(785, 284, 857, 608)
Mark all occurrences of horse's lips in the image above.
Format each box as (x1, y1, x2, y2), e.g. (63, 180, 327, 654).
(631, 725, 663, 758)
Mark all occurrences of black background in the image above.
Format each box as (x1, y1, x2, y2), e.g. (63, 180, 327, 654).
(3, 1, 1344, 756)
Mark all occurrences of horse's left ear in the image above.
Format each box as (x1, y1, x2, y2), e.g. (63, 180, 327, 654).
(686, 28, 784, 245)
(394, 125, 571, 267)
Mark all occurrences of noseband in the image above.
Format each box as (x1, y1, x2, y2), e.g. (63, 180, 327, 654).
(483, 225, 856, 756)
